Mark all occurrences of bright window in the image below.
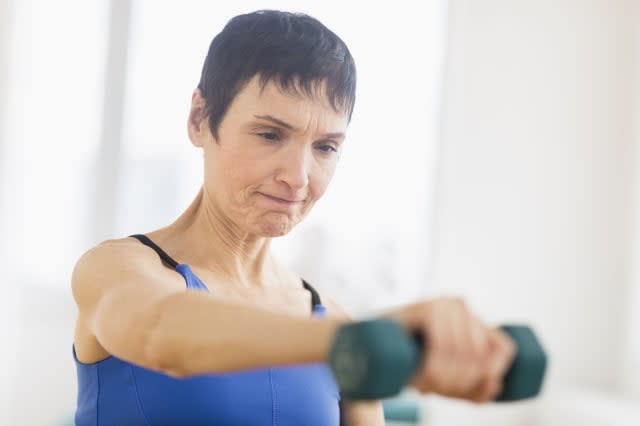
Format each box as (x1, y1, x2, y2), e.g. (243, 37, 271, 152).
(1, 0, 448, 314)
(1, 0, 109, 287)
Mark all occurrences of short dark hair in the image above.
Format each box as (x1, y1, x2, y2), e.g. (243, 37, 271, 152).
(197, 10, 357, 140)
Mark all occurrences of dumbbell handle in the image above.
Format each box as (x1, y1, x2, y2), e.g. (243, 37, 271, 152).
(328, 319, 547, 401)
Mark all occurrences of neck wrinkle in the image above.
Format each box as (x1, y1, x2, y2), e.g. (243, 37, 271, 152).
(170, 186, 280, 289)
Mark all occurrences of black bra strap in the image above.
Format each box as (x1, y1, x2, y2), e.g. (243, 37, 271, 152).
(129, 234, 179, 269)
(130, 234, 321, 312)
(302, 279, 322, 309)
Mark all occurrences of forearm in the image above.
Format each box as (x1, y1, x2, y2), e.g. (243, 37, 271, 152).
(145, 291, 348, 377)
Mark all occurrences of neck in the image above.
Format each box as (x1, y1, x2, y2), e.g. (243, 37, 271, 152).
(155, 187, 285, 289)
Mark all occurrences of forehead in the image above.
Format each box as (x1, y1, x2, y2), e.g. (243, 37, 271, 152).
(226, 75, 349, 132)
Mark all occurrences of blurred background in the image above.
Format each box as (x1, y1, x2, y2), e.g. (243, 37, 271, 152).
(0, 0, 639, 424)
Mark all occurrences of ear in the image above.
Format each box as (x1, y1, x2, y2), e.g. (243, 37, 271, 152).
(187, 89, 210, 147)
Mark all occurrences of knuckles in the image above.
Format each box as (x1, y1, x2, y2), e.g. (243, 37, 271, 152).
(405, 296, 516, 404)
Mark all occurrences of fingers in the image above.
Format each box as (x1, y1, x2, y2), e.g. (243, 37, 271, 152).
(405, 297, 516, 404)
(447, 301, 485, 395)
(468, 327, 517, 403)
(491, 327, 517, 378)
(469, 377, 503, 404)
(463, 312, 491, 394)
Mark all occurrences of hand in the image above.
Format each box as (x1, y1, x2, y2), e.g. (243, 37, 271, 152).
(386, 297, 517, 403)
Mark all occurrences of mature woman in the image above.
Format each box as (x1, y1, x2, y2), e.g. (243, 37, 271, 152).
(71, 10, 515, 426)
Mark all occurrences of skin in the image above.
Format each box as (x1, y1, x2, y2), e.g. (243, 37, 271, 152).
(73, 75, 384, 424)
(72, 74, 515, 425)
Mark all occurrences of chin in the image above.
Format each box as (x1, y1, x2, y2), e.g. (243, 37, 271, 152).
(256, 216, 297, 237)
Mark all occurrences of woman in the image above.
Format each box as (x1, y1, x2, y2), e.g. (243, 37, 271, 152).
(72, 10, 515, 426)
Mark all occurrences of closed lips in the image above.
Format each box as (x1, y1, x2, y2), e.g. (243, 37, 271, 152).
(261, 193, 304, 202)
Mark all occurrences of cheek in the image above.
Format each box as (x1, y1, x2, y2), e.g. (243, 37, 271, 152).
(205, 159, 248, 214)
(307, 164, 336, 204)
(214, 150, 258, 191)
(316, 160, 337, 191)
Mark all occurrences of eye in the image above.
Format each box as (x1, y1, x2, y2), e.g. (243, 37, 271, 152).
(257, 132, 281, 142)
(316, 143, 338, 154)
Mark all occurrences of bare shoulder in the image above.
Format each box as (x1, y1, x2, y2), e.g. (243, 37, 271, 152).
(71, 236, 183, 313)
(72, 237, 150, 294)
(322, 296, 354, 321)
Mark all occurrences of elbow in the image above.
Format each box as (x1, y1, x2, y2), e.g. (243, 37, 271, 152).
(139, 295, 188, 378)
(141, 292, 205, 378)
(93, 288, 202, 378)
(143, 336, 189, 378)
(143, 321, 193, 378)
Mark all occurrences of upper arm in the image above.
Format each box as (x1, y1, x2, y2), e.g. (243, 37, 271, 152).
(323, 297, 386, 426)
(71, 239, 184, 366)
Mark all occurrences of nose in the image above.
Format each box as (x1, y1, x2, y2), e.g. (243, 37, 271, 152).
(274, 144, 310, 191)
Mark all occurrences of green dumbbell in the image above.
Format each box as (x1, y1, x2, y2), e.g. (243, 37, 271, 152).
(329, 319, 547, 401)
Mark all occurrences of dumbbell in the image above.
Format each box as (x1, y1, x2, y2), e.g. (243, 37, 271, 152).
(329, 319, 547, 401)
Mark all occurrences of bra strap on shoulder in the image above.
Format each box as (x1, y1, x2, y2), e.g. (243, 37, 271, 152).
(302, 279, 322, 310)
(129, 234, 179, 269)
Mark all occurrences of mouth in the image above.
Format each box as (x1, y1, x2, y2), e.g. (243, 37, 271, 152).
(259, 193, 305, 204)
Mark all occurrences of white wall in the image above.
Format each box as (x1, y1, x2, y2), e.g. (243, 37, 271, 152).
(7, 285, 77, 426)
(425, 0, 640, 424)
(621, 1, 640, 399)
(431, 0, 639, 405)
(0, 1, 18, 425)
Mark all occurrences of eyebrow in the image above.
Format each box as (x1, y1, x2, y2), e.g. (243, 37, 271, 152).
(253, 114, 345, 140)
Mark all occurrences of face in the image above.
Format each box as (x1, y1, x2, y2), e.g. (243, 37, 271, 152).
(189, 75, 349, 237)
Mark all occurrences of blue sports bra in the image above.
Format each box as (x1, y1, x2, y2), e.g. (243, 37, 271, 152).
(73, 234, 341, 426)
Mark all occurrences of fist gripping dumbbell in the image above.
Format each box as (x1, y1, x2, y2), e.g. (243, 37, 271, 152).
(329, 319, 547, 401)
